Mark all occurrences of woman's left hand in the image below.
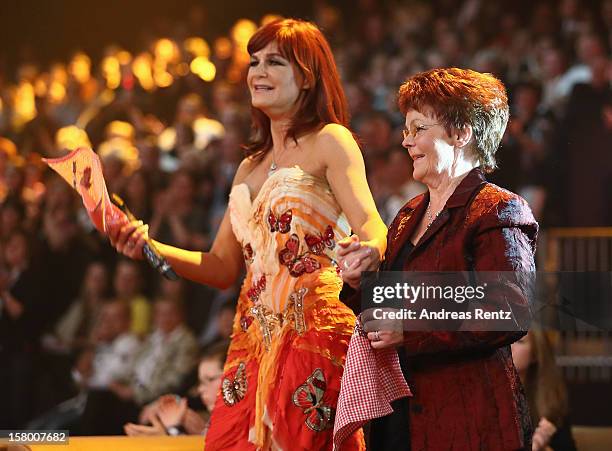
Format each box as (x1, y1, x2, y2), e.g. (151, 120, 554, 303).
(157, 395, 187, 428)
(361, 307, 404, 349)
(124, 415, 166, 436)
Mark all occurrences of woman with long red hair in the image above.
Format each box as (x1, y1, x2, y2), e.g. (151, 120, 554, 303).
(110, 18, 384, 450)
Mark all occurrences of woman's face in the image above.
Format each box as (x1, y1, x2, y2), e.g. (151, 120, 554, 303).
(169, 172, 194, 203)
(511, 333, 533, 373)
(84, 262, 108, 297)
(401, 109, 456, 185)
(247, 41, 304, 119)
(1, 205, 22, 236)
(4, 233, 28, 267)
(126, 172, 147, 202)
(154, 301, 182, 334)
(113, 262, 140, 298)
(197, 359, 224, 412)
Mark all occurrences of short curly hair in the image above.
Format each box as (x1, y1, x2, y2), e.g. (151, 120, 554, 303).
(398, 68, 509, 172)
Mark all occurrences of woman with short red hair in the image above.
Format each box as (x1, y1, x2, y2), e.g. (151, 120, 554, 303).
(110, 19, 384, 450)
(338, 68, 537, 450)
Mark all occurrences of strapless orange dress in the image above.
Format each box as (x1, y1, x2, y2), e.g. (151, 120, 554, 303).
(204, 167, 364, 451)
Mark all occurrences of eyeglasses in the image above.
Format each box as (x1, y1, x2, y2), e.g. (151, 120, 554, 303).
(402, 122, 441, 140)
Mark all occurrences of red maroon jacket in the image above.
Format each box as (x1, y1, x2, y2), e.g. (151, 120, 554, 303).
(382, 168, 537, 450)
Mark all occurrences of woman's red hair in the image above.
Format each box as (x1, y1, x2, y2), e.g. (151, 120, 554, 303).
(244, 19, 349, 159)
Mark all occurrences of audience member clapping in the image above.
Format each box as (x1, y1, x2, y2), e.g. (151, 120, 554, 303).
(77, 298, 197, 434)
(124, 340, 228, 437)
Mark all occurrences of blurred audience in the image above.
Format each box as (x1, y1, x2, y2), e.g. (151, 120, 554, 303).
(124, 340, 229, 437)
(0, 229, 40, 428)
(79, 298, 198, 435)
(28, 300, 140, 431)
(113, 259, 151, 337)
(158, 93, 224, 172)
(42, 260, 111, 355)
(199, 297, 236, 349)
(149, 169, 209, 250)
(512, 330, 578, 451)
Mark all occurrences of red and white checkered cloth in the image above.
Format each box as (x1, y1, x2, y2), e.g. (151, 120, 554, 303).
(333, 321, 412, 450)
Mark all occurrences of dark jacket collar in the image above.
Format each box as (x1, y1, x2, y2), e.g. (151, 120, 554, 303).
(445, 166, 487, 208)
(404, 166, 487, 211)
(385, 167, 487, 267)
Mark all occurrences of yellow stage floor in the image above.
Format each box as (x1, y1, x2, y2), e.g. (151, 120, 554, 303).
(2, 435, 203, 451)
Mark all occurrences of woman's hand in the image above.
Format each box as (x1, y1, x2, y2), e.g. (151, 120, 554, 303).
(124, 415, 166, 436)
(361, 307, 403, 349)
(337, 235, 363, 289)
(532, 417, 557, 451)
(157, 395, 188, 427)
(138, 399, 160, 425)
(108, 219, 149, 260)
(337, 235, 383, 289)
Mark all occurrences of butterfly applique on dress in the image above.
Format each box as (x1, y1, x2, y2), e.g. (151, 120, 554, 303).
(304, 225, 335, 255)
(292, 368, 335, 432)
(268, 209, 292, 233)
(279, 234, 321, 277)
(246, 275, 266, 303)
(243, 243, 254, 264)
(222, 362, 247, 406)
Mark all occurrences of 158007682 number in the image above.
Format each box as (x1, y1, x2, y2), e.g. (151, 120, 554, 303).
(1, 430, 69, 444)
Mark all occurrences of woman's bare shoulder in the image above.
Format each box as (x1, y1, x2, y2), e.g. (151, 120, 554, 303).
(310, 123, 361, 167)
(233, 156, 261, 186)
(315, 123, 355, 146)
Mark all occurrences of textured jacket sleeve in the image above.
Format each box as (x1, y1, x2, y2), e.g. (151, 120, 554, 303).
(403, 194, 538, 358)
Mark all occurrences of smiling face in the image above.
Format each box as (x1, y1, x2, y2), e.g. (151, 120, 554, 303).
(401, 109, 457, 185)
(247, 41, 304, 119)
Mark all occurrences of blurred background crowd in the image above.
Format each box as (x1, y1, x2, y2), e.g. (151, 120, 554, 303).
(0, 0, 610, 439)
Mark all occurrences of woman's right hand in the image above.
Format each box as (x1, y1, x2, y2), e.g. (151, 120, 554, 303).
(108, 219, 149, 260)
(337, 234, 383, 289)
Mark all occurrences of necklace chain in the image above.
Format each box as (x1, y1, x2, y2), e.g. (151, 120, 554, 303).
(425, 202, 441, 228)
(269, 148, 278, 174)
